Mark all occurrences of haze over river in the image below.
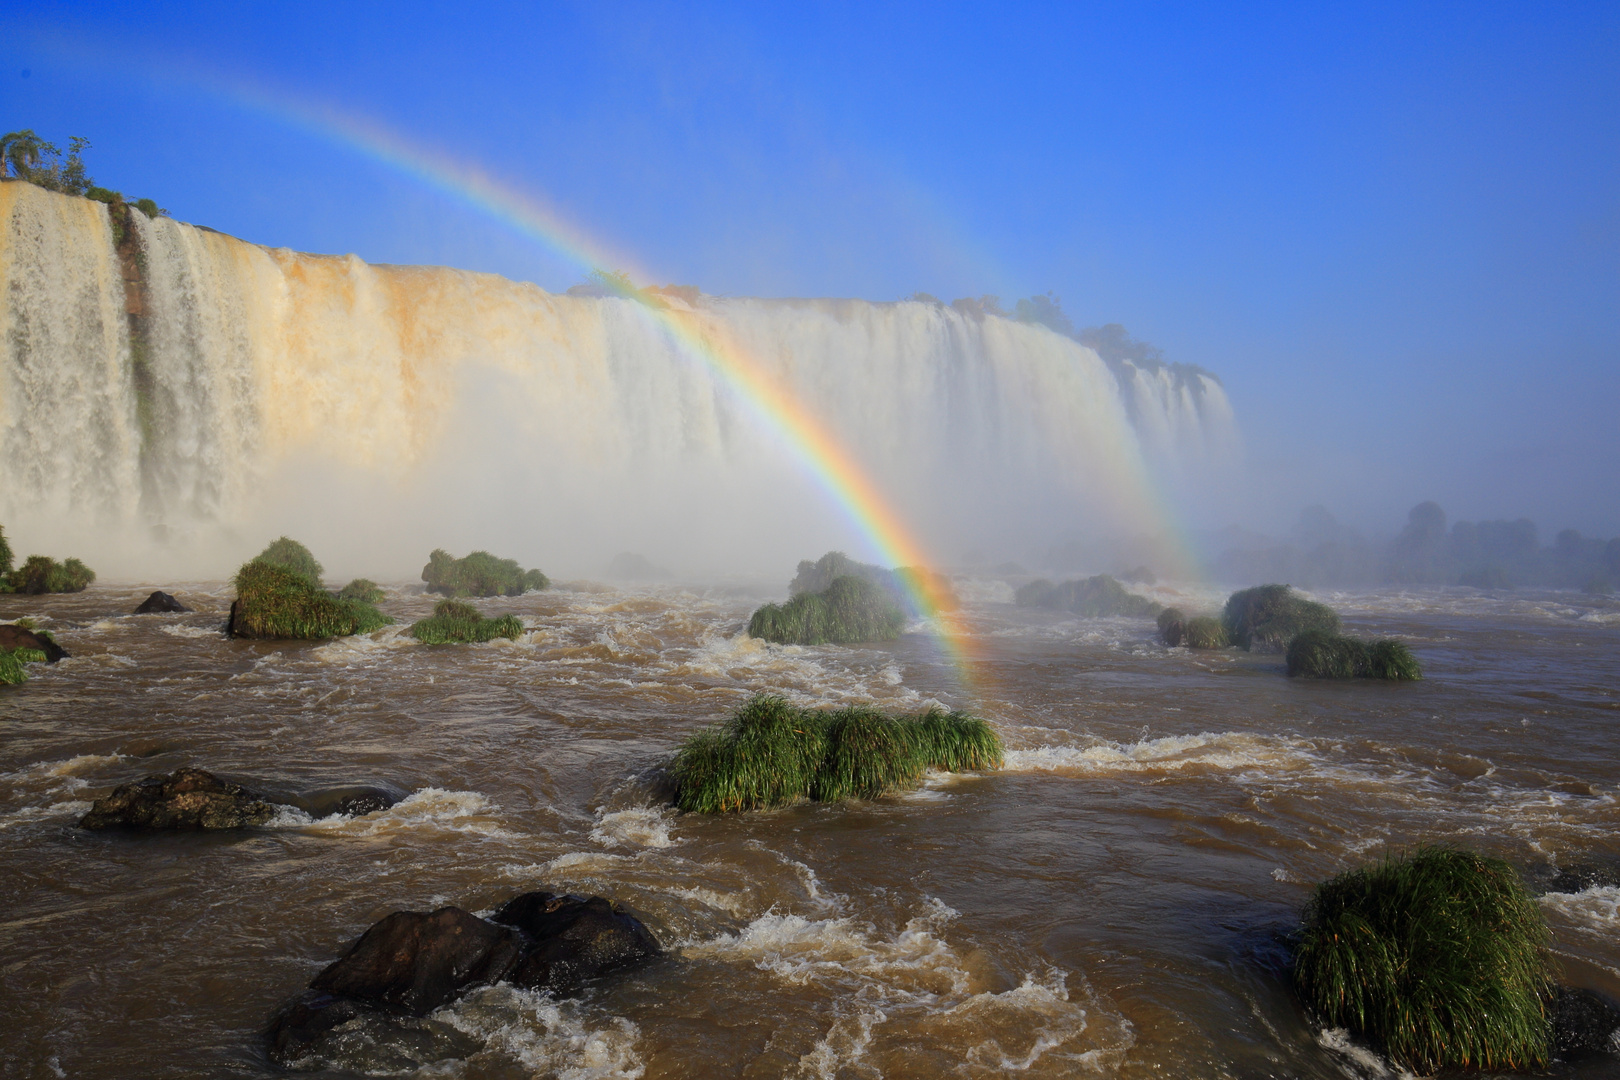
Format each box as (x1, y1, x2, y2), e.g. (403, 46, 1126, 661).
(2, 579, 1617, 1079)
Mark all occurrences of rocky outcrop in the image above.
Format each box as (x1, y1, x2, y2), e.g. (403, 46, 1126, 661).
(267, 891, 661, 1068)
(0, 624, 68, 662)
(1554, 987, 1620, 1059)
(133, 590, 189, 614)
(78, 768, 275, 829)
(297, 785, 401, 818)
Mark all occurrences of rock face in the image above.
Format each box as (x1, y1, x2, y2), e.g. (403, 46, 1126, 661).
(1554, 987, 1620, 1059)
(133, 590, 190, 614)
(267, 891, 661, 1068)
(78, 768, 275, 829)
(0, 624, 68, 662)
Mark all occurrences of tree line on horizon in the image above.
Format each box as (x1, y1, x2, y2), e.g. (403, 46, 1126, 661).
(1, 128, 167, 218)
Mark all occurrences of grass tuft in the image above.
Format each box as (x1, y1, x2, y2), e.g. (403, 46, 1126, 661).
(1286, 630, 1422, 680)
(230, 560, 392, 640)
(1157, 608, 1229, 648)
(1016, 574, 1161, 617)
(671, 695, 1002, 812)
(337, 578, 385, 603)
(6, 554, 96, 594)
(1294, 846, 1553, 1073)
(409, 598, 524, 644)
(252, 536, 323, 585)
(422, 548, 549, 597)
(0, 647, 47, 685)
(1223, 584, 1339, 651)
(749, 575, 906, 645)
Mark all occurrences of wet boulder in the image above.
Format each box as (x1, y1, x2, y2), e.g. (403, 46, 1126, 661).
(133, 590, 190, 614)
(266, 990, 481, 1071)
(296, 784, 402, 818)
(493, 891, 663, 994)
(1554, 987, 1620, 1059)
(77, 768, 275, 829)
(0, 623, 68, 663)
(308, 907, 525, 1015)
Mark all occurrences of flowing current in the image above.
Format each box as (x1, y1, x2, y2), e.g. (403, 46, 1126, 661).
(0, 181, 1235, 581)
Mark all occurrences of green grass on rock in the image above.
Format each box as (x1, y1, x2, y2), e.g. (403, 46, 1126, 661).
(1286, 630, 1422, 680)
(749, 575, 907, 645)
(1017, 574, 1161, 617)
(1294, 846, 1553, 1073)
(422, 548, 549, 597)
(1223, 584, 1340, 651)
(230, 559, 391, 640)
(409, 599, 524, 644)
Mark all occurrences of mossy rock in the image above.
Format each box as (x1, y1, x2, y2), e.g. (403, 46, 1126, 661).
(1294, 847, 1552, 1073)
(229, 561, 391, 640)
(1286, 630, 1421, 680)
(422, 549, 548, 597)
(1222, 584, 1339, 651)
(748, 575, 906, 645)
(670, 695, 1002, 813)
(1016, 574, 1161, 618)
(409, 599, 524, 644)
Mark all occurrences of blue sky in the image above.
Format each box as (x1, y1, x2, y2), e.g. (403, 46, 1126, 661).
(6, 1, 1618, 537)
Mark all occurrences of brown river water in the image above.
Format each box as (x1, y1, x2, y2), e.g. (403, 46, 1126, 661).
(2, 579, 1618, 1080)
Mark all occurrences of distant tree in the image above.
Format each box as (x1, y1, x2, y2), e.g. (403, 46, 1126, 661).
(0, 129, 48, 180)
(1014, 291, 1075, 336)
(589, 268, 637, 295)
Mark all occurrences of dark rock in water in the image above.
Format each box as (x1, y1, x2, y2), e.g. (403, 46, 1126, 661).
(308, 907, 525, 1015)
(493, 891, 662, 994)
(297, 784, 402, 818)
(267, 891, 661, 1067)
(0, 623, 68, 663)
(266, 990, 481, 1071)
(133, 590, 189, 614)
(1525, 861, 1620, 895)
(1554, 987, 1620, 1059)
(78, 768, 275, 829)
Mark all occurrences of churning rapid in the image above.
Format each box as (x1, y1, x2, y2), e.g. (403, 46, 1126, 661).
(0, 181, 1236, 580)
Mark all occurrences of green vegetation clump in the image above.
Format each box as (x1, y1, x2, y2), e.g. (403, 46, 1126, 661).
(253, 536, 323, 584)
(1222, 584, 1339, 651)
(337, 579, 385, 603)
(6, 555, 95, 594)
(1157, 608, 1230, 648)
(409, 599, 524, 645)
(0, 525, 12, 580)
(1016, 574, 1162, 617)
(422, 549, 549, 597)
(790, 550, 957, 614)
(0, 648, 47, 686)
(670, 695, 1002, 813)
(230, 560, 391, 640)
(1285, 630, 1422, 680)
(1294, 847, 1552, 1073)
(748, 575, 906, 645)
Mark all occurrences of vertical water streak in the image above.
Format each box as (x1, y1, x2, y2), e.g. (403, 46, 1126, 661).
(0, 182, 139, 525)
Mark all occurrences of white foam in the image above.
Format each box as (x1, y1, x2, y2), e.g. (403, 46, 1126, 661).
(158, 623, 222, 639)
(301, 787, 511, 838)
(1541, 885, 1620, 934)
(1316, 1027, 1416, 1078)
(1003, 731, 1320, 776)
(439, 984, 644, 1080)
(590, 807, 677, 849)
(0, 800, 92, 830)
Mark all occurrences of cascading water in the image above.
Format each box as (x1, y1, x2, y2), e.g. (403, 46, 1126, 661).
(0, 181, 1238, 579)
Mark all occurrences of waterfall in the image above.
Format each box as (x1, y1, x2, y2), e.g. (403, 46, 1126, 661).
(0, 181, 1239, 579)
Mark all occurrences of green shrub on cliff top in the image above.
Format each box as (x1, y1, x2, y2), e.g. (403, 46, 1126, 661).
(1016, 574, 1161, 618)
(748, 575, 906, 645)
(253, 536, 323, 585)
(409, 598, 524, 645)
(1286, 630, 1422, 680)
(1222, 584, 1339, 651)
(422, 549, 548, 597)
(670, 695, 1002, 813)
(230, 560, 391, 640)
(1294, 847, 1552, 1073)
(7, 555, 95, 594)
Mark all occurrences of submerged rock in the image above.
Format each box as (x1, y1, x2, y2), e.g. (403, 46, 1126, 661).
(0, 623, 68, 662)
(1554, 987, 1620, 1059)
(77, 768, 275, 830)
(267, 891, 661, 1068)
(296, 784, 402, 818)
(132, 590, 190, 614)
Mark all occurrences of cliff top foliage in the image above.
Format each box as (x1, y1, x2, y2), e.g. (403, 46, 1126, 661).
(1294, 847, 1552, 1073)
(748, 574, 906, 646)
(1222, 584, 1339, 651)
(670, 695, 1003, 813)
(231, 560, 391, 640)
(790, 550, 957, 615)
(409, 598, 524, 645)
(1286, 630, 1422, 680)
(421, 549, 548, 597)
(253, 536, 324, 586)
(1016, 574, 1162, 618)
(1, 130, 167, 216)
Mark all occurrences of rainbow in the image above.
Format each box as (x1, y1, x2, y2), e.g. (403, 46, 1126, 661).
(184, 78, 986, 676)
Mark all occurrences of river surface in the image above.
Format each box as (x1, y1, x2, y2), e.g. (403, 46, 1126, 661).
(2, 578, 1618, 1080)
